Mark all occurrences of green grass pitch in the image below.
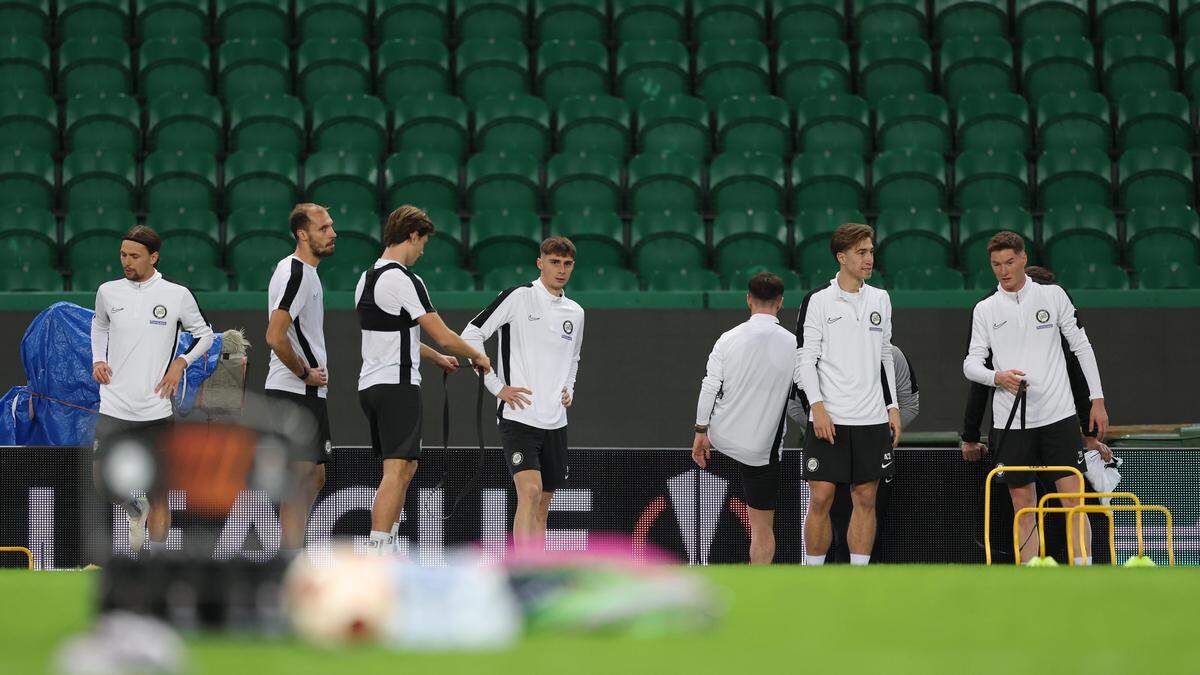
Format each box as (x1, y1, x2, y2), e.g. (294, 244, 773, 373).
(2, 565, 1197, 674)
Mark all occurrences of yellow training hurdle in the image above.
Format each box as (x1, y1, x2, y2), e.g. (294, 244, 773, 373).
(1036, 491, 1142, 564)
(984, 465, 1084, 565)
(1014, 504, 1174, 567)
(0, 546, 34, 570)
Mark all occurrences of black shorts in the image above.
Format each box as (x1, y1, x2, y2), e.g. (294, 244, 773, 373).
(802, 422, 892, 485)
(264, 388, 331, 464)
(92, 414, 173, 458)
(498, 419, 569, 491)
(736, 454, 782, 511)
(359, 383, 422, 460)
(989, 415, 1085, 486)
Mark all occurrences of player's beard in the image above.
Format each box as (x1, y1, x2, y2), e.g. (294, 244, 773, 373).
(310, 239, 335, 258)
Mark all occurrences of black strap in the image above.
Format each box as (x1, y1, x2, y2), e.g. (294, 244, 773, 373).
(991, 380, 1028, 462)
(425, 368, 487, 522)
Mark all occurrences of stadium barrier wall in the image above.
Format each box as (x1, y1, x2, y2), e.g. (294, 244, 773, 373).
(2, 447, 1194, 570)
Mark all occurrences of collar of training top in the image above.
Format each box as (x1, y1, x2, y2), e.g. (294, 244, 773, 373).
(828, 277, 869, 301)
(747, 313, 779, 325)
(998, 275, 1033, 303)
(291, 254, 317, 270)
(125, 271, 162, 289)
(533, 277, 565, 302)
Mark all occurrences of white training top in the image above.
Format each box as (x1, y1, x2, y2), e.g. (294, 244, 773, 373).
(91, 271, 214, 421)
(355, 259, 435, 390)
(461, 278, 585, 430)
(265, 255, 328, 398)
(794, 278, 899, 426)
(695, 313, 795, 466)
(963, 277, 1104, 430)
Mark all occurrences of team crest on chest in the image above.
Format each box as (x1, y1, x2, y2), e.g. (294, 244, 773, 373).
(152, 304, 167, 319)
(869, 311, 881, 326)
(562, 320, 574, 335)
(1035, 309, 1050, 324)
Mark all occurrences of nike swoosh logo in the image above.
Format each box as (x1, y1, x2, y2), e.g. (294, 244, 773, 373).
(827, 316, 842, 324)
(881, 461, 894, 469)
(528, 315, 541, 321)
(110, 307, 124, 313)
(992, 321, 1007, 329)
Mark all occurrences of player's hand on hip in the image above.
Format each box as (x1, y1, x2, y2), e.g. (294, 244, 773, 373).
(1084, 435, 1113, 462)
(691, 432, 711, 468)
(888, 408, 902, 448)
(154, 359, 186, 398)
(560, 387, 572, 407)
(434, 353, 459, 374)
(994, 369, 1026, 394)
(961, 441, 987, 461)
(498, 386, 532, 409)
(92, 361, 112, 385)
(303, 367, 328, 387)
(811, 402, 836, 443)
(1089, 398, 1109, 441)
(472, 354, 492, 375)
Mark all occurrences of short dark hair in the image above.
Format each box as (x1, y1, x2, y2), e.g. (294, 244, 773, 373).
(747, 272, 784, 303)
(987, 231, 1025, 255)
(540, 236, 576, 258)
(123, 225, 161, 254)
(830, 222, 874, 258)
(383, 205, 435, 247)
(289, 203, 327, 239)
(1025, 265, 1055, 284)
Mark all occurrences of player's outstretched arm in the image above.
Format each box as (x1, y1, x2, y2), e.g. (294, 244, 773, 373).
(419, 343, 459, 374)
(416, 313, 490, 374)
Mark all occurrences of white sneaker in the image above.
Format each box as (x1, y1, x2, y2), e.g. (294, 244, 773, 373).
(128, 496, 150, 553)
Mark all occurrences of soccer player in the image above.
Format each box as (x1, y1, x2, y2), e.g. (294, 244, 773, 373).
(264, 204, 336, 555)
(962, 232, 1109, 564)
(355, 205, 493, 555)
(461, 237, 584, 545)
(962, 260, 1111, 564)
(91, 225, 214, 553)
(795, 223, 902, 566)
(691, 273, 795, 564)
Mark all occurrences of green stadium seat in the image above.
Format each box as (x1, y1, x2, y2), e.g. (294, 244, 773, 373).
(384, 150, 460, 211)
(1117, 91, 1192, 152)
(158, 262, 229, 291)
(613, 0, 686, 41)
(630, 209, 706, 277)
(725, 264, 804, 291)
(63, 205, 130, 253)
(326, 203, 379, 244)
(790, 151, 866, 212)
(876, 93, 949, 155)
(557, 94, 632, 158)
(710, 151, 786, 213)
(377, 38, 451, 103)
(638, 94, 712, 160)
(139, 37, 211, 99)
(1184, 38, 1200, 100)
(316, 254, 373, 291)
(1103, 35, 1176, 100)
(0, 263, 63, 291)
(228, 93, 305, 155)
(956, 92, 1031, 153)
(465, 150, 541, 213)
(712, 209, 788, 278)
(0, 205, 57, 267)
(1021, 35, 1096, 102)
(694, 0, 765, 41)
(537, 39, 609, 108)
(546, 150, 622, 213)
(970, 265, 998, 289)
(795, 93, 870, 154)
(874, 207, 952, 272)
(854, 0, 926, 41)
(482, 265, 537, 291)
(1057, 262, 1130, 289)
(305, 150, 379, 212)
(627, 151, 703, 213)
(71, 259, 125, 290)
(1036, 90, 1112, 152)
(457, 0, 526, 40)
(1096, 0, 1169, 39)
(378, 0, 448, 42)
(297, 38, 371, 101)
(954, 149, 1030, 210)
(142, 149, 217, 213)
(857, 37, 932, 104)
(456, 38, 529, 107)
(535, 0, 608, 42)
(296, 0, 369, 40)
(1119, 146, 1195, 209)
(225, 204, 288, 240)
(62, 149, 136, 211)
(217, 0, 291, 41)
(1138, 261, 1200, 289)
(218, 38, 291, 101)
(794, 207, 864, 273)
(645, 267, 722, 291)
(0, 147, 53, 209)
(571, 266, 640, 291)
(475, 93, 552, 158)
(891, 265, 965, 289)
(933, 0, 1006, 40)
(224, 149, 299, 212)
(1184, 0, 1200, 41)
(0, 0, 50, 39)
(776, 38, 852, 106)
(138, 0, 209, 41)
(1041, 203, 1120, 268)
(1125, 204, 1200, 269)
(716, 94, 791, 155)
(0, 91, 56, 154)
(551, 208, 627, 267)
(417, 265, 476, 291)
(58, 0, 129, 40)
(872, 148, 946, 210)
(616, 40, 689, 108)
(1037, 147, 1113, 209)
(469, 208, 543, 273)
(225, 208, 295, 289)
(58, 37, 132, 96)
(0, 36, 51, 94)
(393, 93, 468, 159)
(148, 206, 221, 267)
(1015, 0, 1088, 40)
(773, 0, 844, 41)
(311, 94, 387, 158)
(147, 92, 223, 154)
(696, 39, 770, 104)
(419, 206, 464, 267)
(320, 221, 378, 285)
(940, 35, 1013, 103)
(957, 205, 1035, 270)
